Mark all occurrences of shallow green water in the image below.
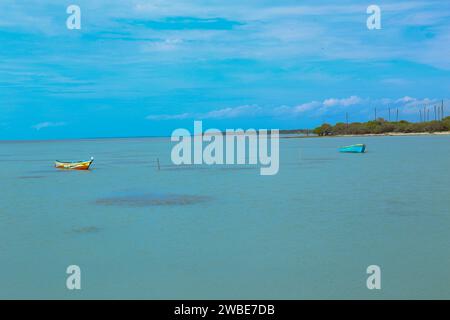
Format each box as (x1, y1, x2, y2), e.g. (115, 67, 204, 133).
(1, 135, 449, 299)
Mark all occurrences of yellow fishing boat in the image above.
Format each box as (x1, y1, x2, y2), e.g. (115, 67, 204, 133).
(55, 157, 94, 170)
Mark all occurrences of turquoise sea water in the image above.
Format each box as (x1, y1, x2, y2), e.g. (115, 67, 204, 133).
(0, 135, 449, 299)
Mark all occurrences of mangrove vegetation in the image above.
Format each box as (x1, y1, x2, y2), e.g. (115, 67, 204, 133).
(313, 117, 450, 136)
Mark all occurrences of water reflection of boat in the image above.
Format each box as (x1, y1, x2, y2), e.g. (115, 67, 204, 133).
(339, 144, 366, 153)
(55, 157, 94, 170)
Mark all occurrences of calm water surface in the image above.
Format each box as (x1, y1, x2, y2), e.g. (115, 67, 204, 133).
(0, 135, 449, 299)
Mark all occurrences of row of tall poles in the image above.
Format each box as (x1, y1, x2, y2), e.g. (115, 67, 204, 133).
(417, 103, 446, 122)
(346, 107, 401, 127)
(372, 107, 401, 122)
(414, 100, 445, 122)
(345, 100, 446, 125)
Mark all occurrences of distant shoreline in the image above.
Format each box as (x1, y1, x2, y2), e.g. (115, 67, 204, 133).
(280, 131, 450, 139)
(2, 131, 450, 143)
(2, 123, 450, 143)
(333, 131, 450, 137)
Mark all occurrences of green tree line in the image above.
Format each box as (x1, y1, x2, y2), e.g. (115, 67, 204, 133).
(313, 117, 450, 136)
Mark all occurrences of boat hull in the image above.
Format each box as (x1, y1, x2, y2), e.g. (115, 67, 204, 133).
(339, 144, 366, 153)
(55, 160, 93, 170)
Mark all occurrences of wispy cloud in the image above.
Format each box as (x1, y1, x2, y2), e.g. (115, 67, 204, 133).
(146, 113, 191, 120)
(147, 105, 262, 120)
(273, 96, 367, 118)
(273, 101, 321, 117)
(32, 122, 66, 130)
(147, 96, 444, 121)
(201, 105, 263, 119)
(392, 96, 440, 114)
(142, 37, 184, 52)
(323, 96, 362, 108)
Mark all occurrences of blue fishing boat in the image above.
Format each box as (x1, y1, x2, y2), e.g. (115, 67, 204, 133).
(339, 144, 366, 153)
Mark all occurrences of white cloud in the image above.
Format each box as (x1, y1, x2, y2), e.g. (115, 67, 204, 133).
(393, 97, 440, 114)
(274, 101, 321, 116)
(396, 96, 416, 104)
(32, 122, 66, 130)
(323, 96, 362, 108)
(395, 96, 438, 108)
(143, 38, 184, 52)
(146, 96, 445, 121)
(146, 113, 191, 120)
(146, 105, 262, 120)
(202, 105, 262, 119)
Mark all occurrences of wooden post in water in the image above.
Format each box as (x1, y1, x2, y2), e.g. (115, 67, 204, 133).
(157, 158, 161, 171)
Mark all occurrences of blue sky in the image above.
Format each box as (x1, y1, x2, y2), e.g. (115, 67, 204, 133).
(0, 0, 449, 139)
